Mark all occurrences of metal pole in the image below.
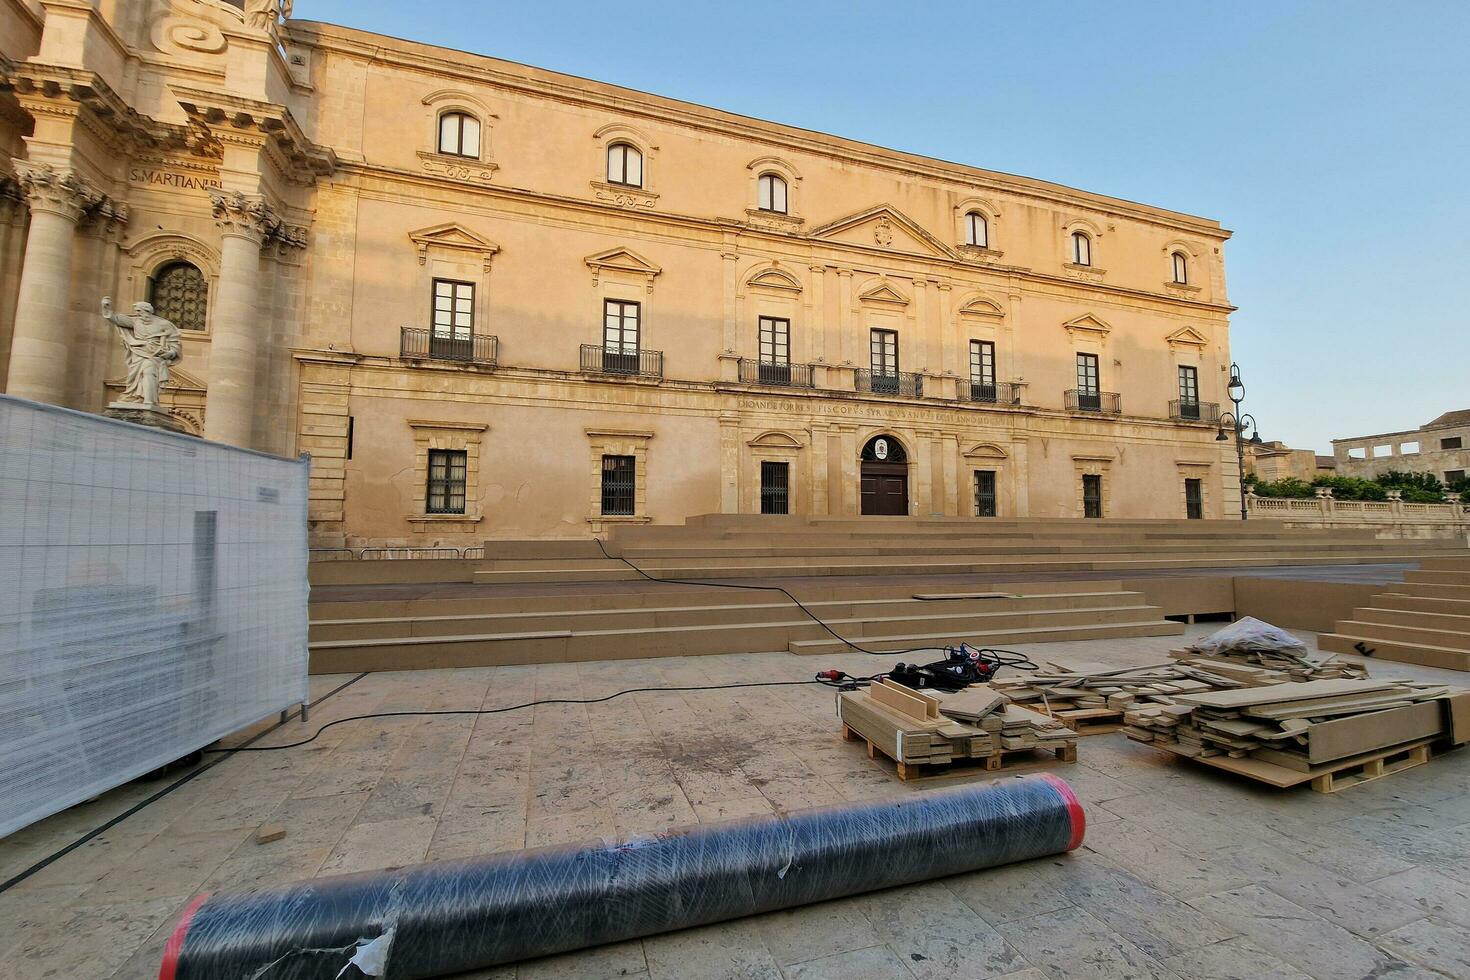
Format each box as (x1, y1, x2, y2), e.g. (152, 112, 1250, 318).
(1236, 419, 1248, 521)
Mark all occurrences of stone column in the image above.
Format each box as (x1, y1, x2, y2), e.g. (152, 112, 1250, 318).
(5, 163, 101, 405)
(207, 191, 278, 446)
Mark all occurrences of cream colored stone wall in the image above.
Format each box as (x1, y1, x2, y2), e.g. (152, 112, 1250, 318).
(0, 1, 1238, 546)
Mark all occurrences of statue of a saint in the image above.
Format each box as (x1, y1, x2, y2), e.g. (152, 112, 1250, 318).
(101, 297, 182, 411)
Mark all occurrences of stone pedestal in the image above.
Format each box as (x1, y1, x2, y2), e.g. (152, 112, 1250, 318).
(103, 402, 191, 435)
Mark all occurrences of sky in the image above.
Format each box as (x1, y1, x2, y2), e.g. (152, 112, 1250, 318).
(297, 0, 1468, 454)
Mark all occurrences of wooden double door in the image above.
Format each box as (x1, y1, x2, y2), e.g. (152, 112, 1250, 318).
(860, 461, 909, 515)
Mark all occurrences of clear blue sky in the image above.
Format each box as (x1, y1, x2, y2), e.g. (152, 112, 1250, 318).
(298, 0, 1468, 453)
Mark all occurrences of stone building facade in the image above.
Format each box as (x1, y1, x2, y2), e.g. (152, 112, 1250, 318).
(0, 0, 1238, 546)
(1245, 440, 1335, 482)
(1333, 411, 1470, 485)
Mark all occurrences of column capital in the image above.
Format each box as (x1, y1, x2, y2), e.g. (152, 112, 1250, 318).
(79, 199, 130, 240)
(211, 190, 281, 246)
(12, 162, 103, 222)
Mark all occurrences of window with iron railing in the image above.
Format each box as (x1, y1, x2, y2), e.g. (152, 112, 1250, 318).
(973, 470, 997, 517)
(969, 339, 996, 402)
(1083, 473, 1103, 519)
(600, 455, 636, 516)
(1177, 365, 1199, 418)
(761, 460, 790, 515)
(426, 449, 467, 515)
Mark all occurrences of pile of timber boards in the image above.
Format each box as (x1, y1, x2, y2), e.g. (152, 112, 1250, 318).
(1168, 644, 1368, 681)
(837, 679, 1077, 780)
(993, 660, 1248, 734)
(1124, 678, 1470, 792)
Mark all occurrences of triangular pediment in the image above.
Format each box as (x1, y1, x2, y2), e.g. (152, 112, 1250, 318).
(408, 223, 500, 255)
(857, 279, 911, 306)
(1165, 326, 1210, 349)
(808, 205, 955, 258)
(163, 367, 208, 392)
(1063, 313, 1113, 338)
(584, 247, 662, 278)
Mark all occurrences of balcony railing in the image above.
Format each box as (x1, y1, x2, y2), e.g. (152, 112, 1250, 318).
(1065, 389, 1121, 414)
(1169, 399, 1220, 423)
(856, 370, 923, 398)
(955, 380, 1025, 406)
(737, 359, 816, 388)
(400, 327, 498, 366)
(580, 344, 663, 379)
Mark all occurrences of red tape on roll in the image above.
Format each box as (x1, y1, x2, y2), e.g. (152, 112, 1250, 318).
(159, 891, 211, 980)
(1038, 773, 1086, 851)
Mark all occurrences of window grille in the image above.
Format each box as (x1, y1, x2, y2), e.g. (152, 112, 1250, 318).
(1185, 478, 1203, 520)
(1083, 474, 1103, 519)
(973, 470, 997, 517)
(601, 455, 636, 516)
(426, 449, 467, 514)
(760, 461, 790, 515)
(149, 261, 208, 332)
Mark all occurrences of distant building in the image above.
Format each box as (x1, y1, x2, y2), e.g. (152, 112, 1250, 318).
(1333, 411, 1470, 485)
(1245, 440, 1336, 482)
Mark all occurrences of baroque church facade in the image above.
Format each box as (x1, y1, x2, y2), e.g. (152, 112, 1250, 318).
(0, 0, 1238, 545)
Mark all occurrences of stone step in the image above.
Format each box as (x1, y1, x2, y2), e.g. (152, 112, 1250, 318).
(787, 619, 1186, 656)
(1388, 582, 1470, 600)
(309, 591, 1147, 641)
(1352, 606, 1470, 632)
(1318, 632, 1470, 672)
(611, 540, 1434, 560)
(1420, 557, 1470, 572)
(1372, 593, 1470, 615)
(1329, 620, 1470, 652)
(307, 603, 1176, 673)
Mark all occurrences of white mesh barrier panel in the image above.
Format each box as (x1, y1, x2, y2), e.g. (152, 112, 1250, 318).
(0, 397, 309, 838)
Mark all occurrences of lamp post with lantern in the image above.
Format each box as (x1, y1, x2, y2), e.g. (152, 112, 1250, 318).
(1216, 362, 1263, 520)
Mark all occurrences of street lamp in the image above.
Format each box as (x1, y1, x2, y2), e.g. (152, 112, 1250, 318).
(1216, 362, 1262, 520)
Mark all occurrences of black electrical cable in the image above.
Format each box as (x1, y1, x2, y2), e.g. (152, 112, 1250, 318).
(208, 678, 869, 754)
(592, 536, 1037, 669)
(0, 671, 371, 897)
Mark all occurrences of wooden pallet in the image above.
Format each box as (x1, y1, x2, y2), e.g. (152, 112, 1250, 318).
(843, 724, 1077, 782)
(1040, 705, 1124, 736)
(1160, 737, 1452, 794)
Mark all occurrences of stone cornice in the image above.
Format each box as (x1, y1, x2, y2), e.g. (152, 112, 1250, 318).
(342, 162, 1237, 316)
(174, 85, 336, 184)
(2, 62, 203, 157)
(290, 21, 1230, 241)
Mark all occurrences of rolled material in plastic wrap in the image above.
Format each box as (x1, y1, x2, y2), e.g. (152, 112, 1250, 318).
(161, 772, 1084, 980)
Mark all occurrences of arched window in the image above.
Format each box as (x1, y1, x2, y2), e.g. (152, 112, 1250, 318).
(606, 142, 643, 187)
(1070, 231, 1092, 266)
(965, 211, 988, 247)
(437, 111, 481, 157)
(148, 261, 208, 332)
(1171, 251, 1188, 284)
(757, 173, 788, 213)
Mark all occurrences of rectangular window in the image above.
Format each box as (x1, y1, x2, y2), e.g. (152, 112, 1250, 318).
(426, 449, 467, 515)
(1178, 365, 1199, 413)
(870, 329, 899, 392)
(760, 461, 790, 515)
(1443, 437, 1464, 451)
(973, 470, 997, 518)
(1083, 474, 1103, 519)
(758, 317, 790, 364)
(432, 279, 475, 343)
(1076, 353, 1100, 411)
(600, 455, 636, 516)
(969, 340, 996, 400)
(1446, 470, 1466, 484)
(1185, 478, 1204, 520)
(602, 299, 641, 374)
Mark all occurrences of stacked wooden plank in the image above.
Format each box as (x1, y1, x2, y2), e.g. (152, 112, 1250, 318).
(1168, 645, 1368, 682)
(1124, 678, 1470, 792)
(837, 679, 1077, 780)
(992, 660, 1247, 734)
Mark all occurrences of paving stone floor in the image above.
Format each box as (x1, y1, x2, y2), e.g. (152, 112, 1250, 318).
(3, 625, 1469, 979)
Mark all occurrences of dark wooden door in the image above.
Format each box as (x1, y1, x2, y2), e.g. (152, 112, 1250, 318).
(861, 462, 908, 515)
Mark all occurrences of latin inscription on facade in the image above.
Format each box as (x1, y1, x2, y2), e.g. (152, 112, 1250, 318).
(128, 168, 222, 193)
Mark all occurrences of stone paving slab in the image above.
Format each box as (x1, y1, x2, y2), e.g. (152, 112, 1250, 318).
(1, 626, 1468, 979)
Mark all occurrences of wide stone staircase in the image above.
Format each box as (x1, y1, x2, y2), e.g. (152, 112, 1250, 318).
(307, 517, 1469, 673)
(468, 516, 1468, 584)
(1319, 557, 1470, 671)
(308, 579, 1183, 673)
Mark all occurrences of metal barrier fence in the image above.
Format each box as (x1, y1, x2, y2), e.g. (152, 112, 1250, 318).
(310, 546, 485, 561)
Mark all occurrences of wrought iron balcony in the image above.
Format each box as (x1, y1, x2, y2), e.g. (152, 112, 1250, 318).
(1169, 399, 1220, 423)
(737, 359, 815, 388)
(855, 370, 923, 398)
(400, 327, 497, 366)
(1065, 389, 1121, 414)
(580, 344, 663, 379)
(955, 380, 1025, 406)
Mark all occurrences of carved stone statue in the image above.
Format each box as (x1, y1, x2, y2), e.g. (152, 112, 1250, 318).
(244, 0, 292, 33)
(101, 297, 182, 412)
